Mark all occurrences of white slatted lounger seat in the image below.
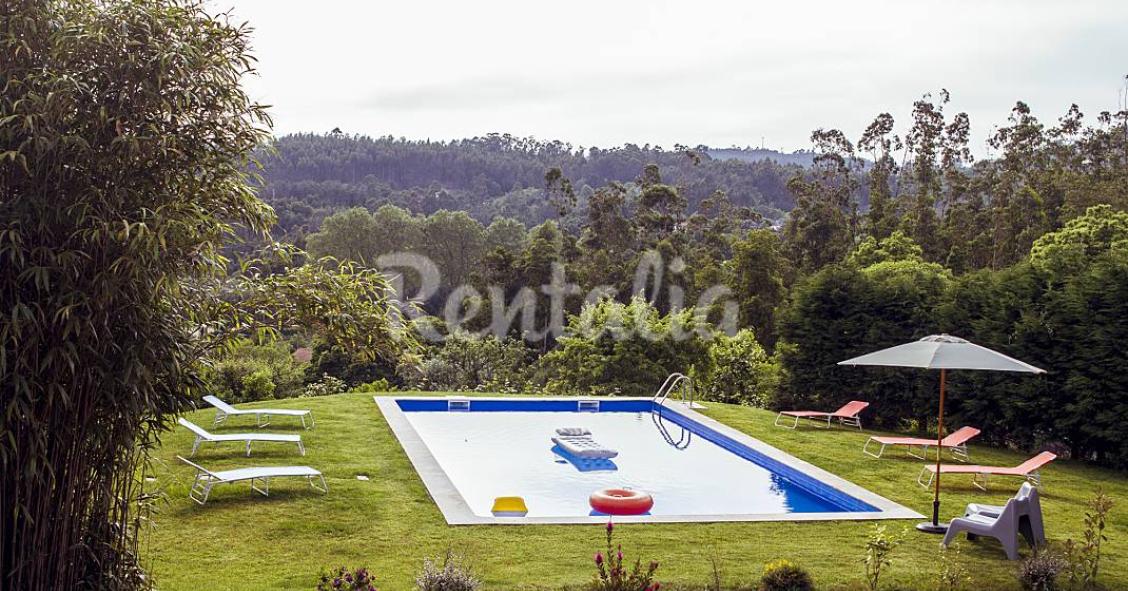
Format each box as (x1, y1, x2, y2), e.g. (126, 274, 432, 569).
(178, 418, 305, 457)
(178, 456, 326, 505)
(204, 395, 314, 429)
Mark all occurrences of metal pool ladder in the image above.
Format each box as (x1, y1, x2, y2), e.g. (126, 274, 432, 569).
(652, 373, 694, 409)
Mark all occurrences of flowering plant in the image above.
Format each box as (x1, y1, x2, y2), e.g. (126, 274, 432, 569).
(316, 566, 378, 591)
(589, 521, 660, 591)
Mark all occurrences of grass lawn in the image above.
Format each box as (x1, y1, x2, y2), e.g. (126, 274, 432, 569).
(145, 392, 1128, 590)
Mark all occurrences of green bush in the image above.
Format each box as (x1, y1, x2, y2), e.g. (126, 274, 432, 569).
(777, 261, 949, 428)
(700, 329, 779, 406)
(304, 374, 347, 398)
(408, 332, 533, 392)
(205, 340, 306, 402)
(758, 559, 813, 591)
(540, 296, 714, 397)
(779, 207, 1128, 466)
(355, 378, 395, 393)
(306, 340, 401, 388)
(240, 369, 276, 400)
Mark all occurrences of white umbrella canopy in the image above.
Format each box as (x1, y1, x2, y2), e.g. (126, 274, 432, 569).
(837, 334, 1045, 533)
(838, 334, 1046, 374)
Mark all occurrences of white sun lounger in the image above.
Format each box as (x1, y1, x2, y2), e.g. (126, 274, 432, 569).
(551, 428, 618, 459)
(203, 395, 314, 429)
(177, 456, 326, 505)
(178, 418, 305, 457)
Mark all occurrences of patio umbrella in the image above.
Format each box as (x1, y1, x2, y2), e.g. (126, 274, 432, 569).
(838, 334, 1045, 533)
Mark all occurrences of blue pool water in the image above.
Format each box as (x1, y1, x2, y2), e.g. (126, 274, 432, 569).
(395, 399, 878, 519)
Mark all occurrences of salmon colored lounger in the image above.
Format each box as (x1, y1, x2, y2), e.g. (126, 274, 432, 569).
(774, 400, 869, 430)
(864, 426, 981, 461)
(917, 451, 1057, 491)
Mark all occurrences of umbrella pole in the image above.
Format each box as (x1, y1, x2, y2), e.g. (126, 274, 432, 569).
(918, 368, 948, 533)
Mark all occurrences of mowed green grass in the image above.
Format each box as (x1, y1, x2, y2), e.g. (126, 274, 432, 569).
(145, 392, 1128, 590)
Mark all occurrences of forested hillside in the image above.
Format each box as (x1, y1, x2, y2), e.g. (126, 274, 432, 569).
(255, 133, 801, 237)
(235, 92, 1128, 466)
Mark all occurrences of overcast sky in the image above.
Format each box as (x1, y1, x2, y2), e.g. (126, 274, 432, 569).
(218, 0, 1128, 157)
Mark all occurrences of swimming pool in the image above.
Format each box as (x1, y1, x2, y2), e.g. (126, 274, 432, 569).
(375, 396, 921, 524)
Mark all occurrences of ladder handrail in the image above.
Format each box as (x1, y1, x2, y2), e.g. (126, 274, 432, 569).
(652, 372, 693, 408)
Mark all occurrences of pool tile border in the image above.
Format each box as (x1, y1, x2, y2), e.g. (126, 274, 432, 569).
(374, 396, 923, 525)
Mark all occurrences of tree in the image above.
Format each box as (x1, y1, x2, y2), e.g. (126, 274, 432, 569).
(724, 229, 790, 349)
(857, 113, 902, 240)
(700, 329, 779, 406)
(847, 230, 925, 267)
(419, 210, 487, 293)
(305, 207, 382, 263)
(635, 164, 688, 245)
(782, 129, 859, 272)
(538, 297, 713, 397)
(1030, 204, 1128, 279)
(899, 91, 972, 261)
(0, 3, 414, 587)
(483, 216, 528, 255)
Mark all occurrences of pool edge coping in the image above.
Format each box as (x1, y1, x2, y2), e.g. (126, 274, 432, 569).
(373, 395, 924, 525)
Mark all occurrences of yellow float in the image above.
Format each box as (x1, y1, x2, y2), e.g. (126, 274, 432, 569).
(491, 496, 528, 517)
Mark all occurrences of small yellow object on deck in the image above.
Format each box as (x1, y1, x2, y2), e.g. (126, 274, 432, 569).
(491, 496, 528, 516)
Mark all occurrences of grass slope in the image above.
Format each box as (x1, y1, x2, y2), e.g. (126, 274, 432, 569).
(145, 392, 1127, 590)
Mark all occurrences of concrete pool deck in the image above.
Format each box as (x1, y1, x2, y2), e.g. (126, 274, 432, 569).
(374, 395, 923, 525)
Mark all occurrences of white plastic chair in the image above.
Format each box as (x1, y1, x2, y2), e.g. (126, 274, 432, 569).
(178, 418, 305, 456)
(203, 395, 314, 429)
(964, 482, 1046, 548)
(942, 497, 1022, 559)
(178, 456, 326, 505)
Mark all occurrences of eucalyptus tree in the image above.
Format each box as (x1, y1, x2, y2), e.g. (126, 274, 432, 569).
(0, 2, 413, 588)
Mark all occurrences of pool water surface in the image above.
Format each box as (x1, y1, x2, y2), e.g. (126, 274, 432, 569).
(377, 397, 921, 524)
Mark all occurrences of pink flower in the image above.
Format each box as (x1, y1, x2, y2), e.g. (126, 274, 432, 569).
(594, 552, 603, 566)
(606, 520, 614, 533)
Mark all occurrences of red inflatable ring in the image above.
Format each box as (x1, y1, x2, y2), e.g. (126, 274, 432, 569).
(590, 488, 654, 515)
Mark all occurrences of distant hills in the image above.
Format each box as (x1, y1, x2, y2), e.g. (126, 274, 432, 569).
(704, 148, 817, 167)
(256, 133, 806, 236)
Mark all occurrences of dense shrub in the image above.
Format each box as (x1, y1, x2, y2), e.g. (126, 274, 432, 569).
(408, 332, 533, 392)
(205, 340, 306, 402)
(415, 550, 479, 591)
(700, 329, 779, 406)
(307, 340, 401, 388)
(938, 254, 1128, 464)
(355, 378, 396, 393)
(316, 566, 379, 591)
(540, 297, 713, 397)
(304, 374, 348, 397)
(778, 213, 1128, 466)
(776, 261, 948, 429)
(758, 559, 813, 591)
(1017, 552, 1065, 591)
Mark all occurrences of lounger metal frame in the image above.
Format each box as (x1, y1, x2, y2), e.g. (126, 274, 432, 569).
(863, 438, 971, 461)
(178, 456, 327, 505)
(179, 418, 305, 457)
(917, 467, 1044, 491)
(773, 411, 863, 430)
(206, 395, 314, 429)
